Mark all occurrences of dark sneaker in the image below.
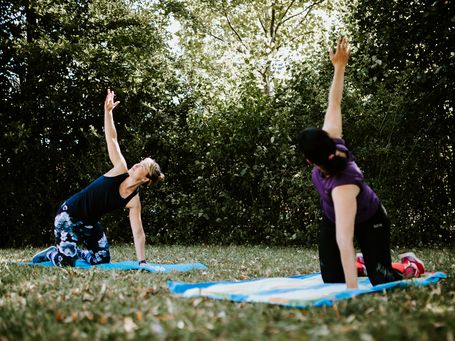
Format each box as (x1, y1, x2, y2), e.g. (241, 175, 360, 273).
(399, 252, 425, 279)
(356, 253, 368, 276)
(32, 246, 57, 263)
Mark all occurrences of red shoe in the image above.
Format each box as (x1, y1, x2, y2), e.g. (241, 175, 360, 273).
(356, 253, 368, 276)
(398, 252, 425, 279)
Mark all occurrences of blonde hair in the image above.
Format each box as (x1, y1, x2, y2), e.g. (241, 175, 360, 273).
(144, 158, 165, 186)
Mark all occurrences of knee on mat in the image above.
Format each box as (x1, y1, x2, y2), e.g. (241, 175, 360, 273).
(50, 251, 77, 267)
(89, 250, 111, 265)
(366, 263, 402, 285)
(53, 242, 78, 266)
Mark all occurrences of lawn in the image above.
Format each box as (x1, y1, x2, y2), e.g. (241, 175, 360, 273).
(1, 245, 454, 340)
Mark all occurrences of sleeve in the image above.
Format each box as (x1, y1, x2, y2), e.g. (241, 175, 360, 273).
(330, 163, 364, 192)
(333, 138, 353, 161)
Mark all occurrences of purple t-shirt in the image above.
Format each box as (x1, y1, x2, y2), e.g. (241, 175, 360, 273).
(311, 138, 380, 224)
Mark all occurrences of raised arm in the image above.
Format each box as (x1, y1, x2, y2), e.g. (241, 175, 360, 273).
(104, 89, 127, 170)
(322, 37, 351, 139)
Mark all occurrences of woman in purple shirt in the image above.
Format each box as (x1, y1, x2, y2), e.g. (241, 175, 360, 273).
(296, 38, 425, 288)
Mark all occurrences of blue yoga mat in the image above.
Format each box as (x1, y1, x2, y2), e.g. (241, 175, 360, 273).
(168, 272, 446, 308)
(20, 260, 207, 273)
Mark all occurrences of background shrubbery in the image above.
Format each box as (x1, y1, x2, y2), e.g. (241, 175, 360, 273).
(1, 0, 453, 247)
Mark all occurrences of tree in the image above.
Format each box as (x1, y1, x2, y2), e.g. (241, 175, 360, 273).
(168, 0, 340, 100)
(344, 0, 454, 243)
(0, 0, 183, 246)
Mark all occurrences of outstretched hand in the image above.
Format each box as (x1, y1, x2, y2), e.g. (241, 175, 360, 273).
(104, 88, 120, 113)
(329, 37, 351, 68)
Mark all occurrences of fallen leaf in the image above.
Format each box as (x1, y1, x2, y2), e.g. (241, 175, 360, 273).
(97, 315, 108, 325)
(333, 304, 340, 319)
(192, 298, 202, 307)
(55, 310, 64, 322)
(82, 293, 95, 302)
(156, 313, 174, 321)
(346, 315, 355, 323)
(124, 317, 137, 333)
(99, 283, 107, 302)
(360, 333, 374, 341)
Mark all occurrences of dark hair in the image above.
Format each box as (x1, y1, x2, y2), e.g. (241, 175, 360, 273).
(296, 128, 347, 176)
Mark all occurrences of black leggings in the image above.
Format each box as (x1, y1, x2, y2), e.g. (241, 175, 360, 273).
(319, 205, 402, 286)
(51, 203, 110, 266)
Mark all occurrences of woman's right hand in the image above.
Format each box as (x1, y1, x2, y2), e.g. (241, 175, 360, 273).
(329, 37, 351, 68)
(104, 88, 120, 113)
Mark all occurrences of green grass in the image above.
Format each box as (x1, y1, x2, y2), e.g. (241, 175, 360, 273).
(1, 245, 454, 340)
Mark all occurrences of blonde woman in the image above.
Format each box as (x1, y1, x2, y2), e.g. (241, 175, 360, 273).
(32, 89, 164, 267)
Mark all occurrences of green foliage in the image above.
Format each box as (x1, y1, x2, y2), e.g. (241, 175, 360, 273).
(1, 245, 454, 340)
(0, 0, 182, 246)
(151, 81, 319, 245)
(170, 0, 336, 98)
(1, 0, 453, 247)
(344, 0, 454, 243)
(280, 0, 454, 245)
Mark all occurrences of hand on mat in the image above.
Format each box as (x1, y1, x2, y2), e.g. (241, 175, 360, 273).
(329, 37, 350, 68)
(104, 88, 120, 113)
(139, 261, 152, 269)
(139, 262, 166, 272)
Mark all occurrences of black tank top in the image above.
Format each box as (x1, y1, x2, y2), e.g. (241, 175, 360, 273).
(65, 173, 138, 223)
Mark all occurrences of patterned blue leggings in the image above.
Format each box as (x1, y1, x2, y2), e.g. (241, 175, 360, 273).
(50, 204, 110, 266)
